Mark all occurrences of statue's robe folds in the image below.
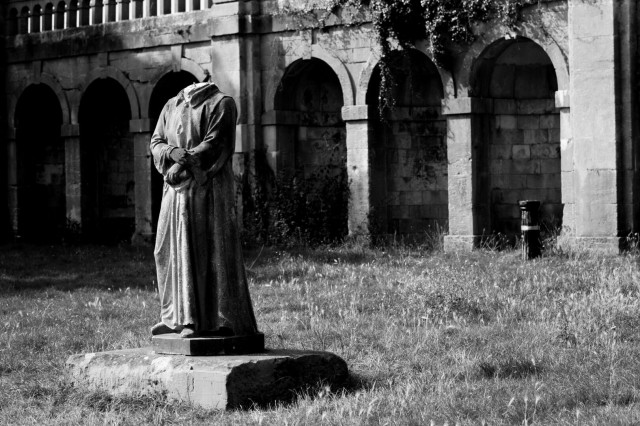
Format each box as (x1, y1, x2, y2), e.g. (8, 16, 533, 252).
(150, 83, 258, 336)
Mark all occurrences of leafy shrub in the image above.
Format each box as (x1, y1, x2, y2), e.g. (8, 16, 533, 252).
(242, 151, 349, 248)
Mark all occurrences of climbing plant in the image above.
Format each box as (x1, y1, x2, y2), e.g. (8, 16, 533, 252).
(277, 0, 541, 113)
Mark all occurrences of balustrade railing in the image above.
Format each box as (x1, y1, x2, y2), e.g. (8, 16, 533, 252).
(4, 0, 211, 35)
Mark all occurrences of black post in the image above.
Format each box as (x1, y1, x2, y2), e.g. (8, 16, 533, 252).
(519, 200, 541, 260)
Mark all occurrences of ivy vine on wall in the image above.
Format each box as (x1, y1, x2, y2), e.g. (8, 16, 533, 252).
(277, 0, 541, 113)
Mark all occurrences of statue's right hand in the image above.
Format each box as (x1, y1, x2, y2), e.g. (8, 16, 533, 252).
(169, 147, 188, 164)
(166, 163, 187, 185)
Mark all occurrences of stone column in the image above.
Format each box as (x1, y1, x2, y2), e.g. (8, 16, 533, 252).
(142, 0, 150, 17)
(442, 97, 492, 252)
(341, 105, 374, 237)
(89, 0, 99, 24)
(115, 0, 124, 21)
(261, 110, 297, 174)
(130, 119, 154, 245)
(6, 127, 18, 238)
(568, 0, 622, 252)
(62, 124, 82, 232)
(556, 90, 574, 242)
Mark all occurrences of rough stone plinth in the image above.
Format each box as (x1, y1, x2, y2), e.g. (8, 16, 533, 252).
(66, 347, 348, 409)
(152, 333, 265, 356)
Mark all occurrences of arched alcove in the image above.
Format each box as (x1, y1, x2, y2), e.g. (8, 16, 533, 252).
(18, 7, 29, 34)
(68, 0, 78, 28)
(474, 38, 561, 236)
(55, 1, 65, 29)
(14, 84, 65, 240)
(32, 5, 42, 32)
(79, 78, 134, 243)
(148, 70, 199, 230)
(43, 3, 53, 31)
(270, 57, 348, 242)
(365, 50, 447, 237)
(7, 8, 18, 35)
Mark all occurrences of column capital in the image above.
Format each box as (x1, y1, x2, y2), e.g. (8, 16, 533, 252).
(555, 90, 570, 109)
(130, 118, 151, 133)
(341, 105, 371, 122)
(441, 97, 493, 116)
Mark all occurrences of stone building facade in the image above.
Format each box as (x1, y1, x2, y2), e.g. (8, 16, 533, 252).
(1, 0, 638, 252)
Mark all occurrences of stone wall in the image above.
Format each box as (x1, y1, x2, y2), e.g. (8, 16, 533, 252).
(3, 0, 640, 252)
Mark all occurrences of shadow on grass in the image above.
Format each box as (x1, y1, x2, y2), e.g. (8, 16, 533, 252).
(478, 357, 543, 379)
(0, 243, 156, 293)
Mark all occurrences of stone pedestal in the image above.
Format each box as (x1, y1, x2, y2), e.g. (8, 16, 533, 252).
(152, 333, 265, 356)
(66, 347, 348, 409)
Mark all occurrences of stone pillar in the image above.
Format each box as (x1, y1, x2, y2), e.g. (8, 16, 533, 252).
(260, 110, 297, 174)
(129, 0, 136, 19)
(62, 124, 82, 231)
(89, 0, 98, 24)
(568, 0, 622, 252)
(115, 0, 124, 21)
(185, 0, 193, 12)
(142, 0, 150, 17)
(6, 127, 18, 238)
(62, 4, 68, 28)
(130, 119, 154, 245)
(556, 90, 574, 241)
(341, 106, 373, 237)
(442, 97, 492, 252)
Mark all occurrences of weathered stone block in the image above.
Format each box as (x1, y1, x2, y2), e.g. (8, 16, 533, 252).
(496, 115, 517, 130)
(516, 99, 551, 115)
(493, 99, 517, 115)
(517, 116, 540, 130)
(490, 145, 511, 160)
(531, 144, 559, 159)
(539, 114, 560, 129)
(512, 145, 531, 160)
(67, 347, 348, 410)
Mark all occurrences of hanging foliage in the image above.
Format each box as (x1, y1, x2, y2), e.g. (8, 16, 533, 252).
(276, 0, 539, 115)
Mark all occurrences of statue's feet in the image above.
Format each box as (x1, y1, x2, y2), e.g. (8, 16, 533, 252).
(151, 322, 174, 336)
(180, 325, 196, 338)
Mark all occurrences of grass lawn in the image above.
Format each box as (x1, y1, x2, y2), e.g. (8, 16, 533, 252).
(2, 242, 640, 425)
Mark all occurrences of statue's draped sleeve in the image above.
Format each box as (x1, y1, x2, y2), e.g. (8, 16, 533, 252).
(150, 102, 175, 177)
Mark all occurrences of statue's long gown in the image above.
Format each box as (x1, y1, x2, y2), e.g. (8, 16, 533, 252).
(150, 83, 258, 335)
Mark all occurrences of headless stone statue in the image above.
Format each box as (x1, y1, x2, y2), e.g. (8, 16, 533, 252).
(150, 83, 259, 339)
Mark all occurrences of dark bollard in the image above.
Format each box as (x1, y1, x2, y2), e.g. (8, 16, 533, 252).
(519, 200, 541, 260)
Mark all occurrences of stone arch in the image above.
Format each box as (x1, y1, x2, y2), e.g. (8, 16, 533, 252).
(264, 45, 354, 112)
(364, 49, 448, 236)
(7, 8, 18, 35)
(10, 73, 71, 127)
(356, 47, 454, 105)
(79, 77, 135, 242)
(459, 34, 569, 95)
(13, 83, 66, 240)
(263, 56, 349, 242)
(180, 57, 209, 83)
(470, 36, 563, 236)
(18, 6, 30, 34)
(32, 5, 42, 32)
(83, 66, 140, 119)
